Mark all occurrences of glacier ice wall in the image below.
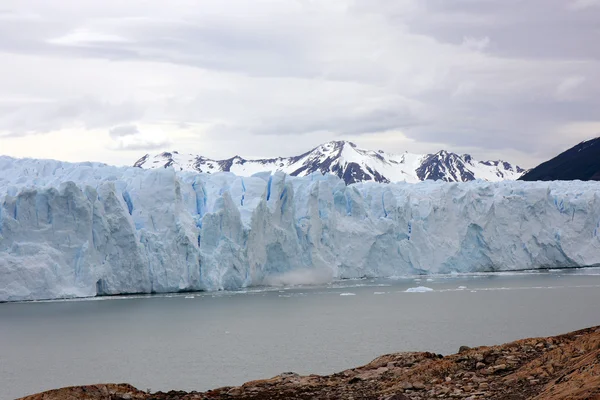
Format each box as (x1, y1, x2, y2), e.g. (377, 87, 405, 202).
(1, 156, 600, 301)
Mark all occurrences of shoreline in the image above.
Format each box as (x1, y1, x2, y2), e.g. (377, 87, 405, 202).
(19, 325, 600, 400)
(5, 266, 600, 304)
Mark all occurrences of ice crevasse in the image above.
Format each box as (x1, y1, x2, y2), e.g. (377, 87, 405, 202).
(1, 156, 600, 302)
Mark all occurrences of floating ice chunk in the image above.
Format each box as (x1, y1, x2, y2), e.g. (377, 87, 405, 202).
(405, 286, 434, 293)
(340, 293, 356, 296)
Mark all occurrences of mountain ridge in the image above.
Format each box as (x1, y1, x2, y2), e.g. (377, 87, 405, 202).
(520, 137, 600, 181)
(134, 140, 525, 184)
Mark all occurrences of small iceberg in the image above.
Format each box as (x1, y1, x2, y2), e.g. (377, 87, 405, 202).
(340, 293, 356, 296)
(405, 286, 434, 293)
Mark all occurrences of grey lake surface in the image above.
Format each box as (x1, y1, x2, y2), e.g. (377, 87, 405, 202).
(2, 269, 600, 399)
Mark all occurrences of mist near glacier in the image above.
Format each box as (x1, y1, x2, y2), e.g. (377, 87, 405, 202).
(262, 268, 336, 287)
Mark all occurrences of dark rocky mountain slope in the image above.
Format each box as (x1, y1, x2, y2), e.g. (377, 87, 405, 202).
(520, 137, 600, 181)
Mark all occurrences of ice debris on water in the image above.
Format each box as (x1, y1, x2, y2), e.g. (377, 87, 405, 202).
(405, 286, 435, 293)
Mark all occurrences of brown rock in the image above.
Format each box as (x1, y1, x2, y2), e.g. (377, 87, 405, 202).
(491, 363, 507, 372)
(17, 384, 146, 400)
(383, 395, 409, 400)
(227, 387, 242, 396)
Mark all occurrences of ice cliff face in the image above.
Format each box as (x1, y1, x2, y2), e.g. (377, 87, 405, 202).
(1, 156, 599, 302)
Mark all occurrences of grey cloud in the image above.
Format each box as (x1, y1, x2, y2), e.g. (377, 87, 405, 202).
(0, 0, 599, 167)
(569, 0, 600, 10)
(0, 97, 144, 136)
(248, 105, 426, 137)
(111, 138, 171, 151)
(0, 5, 318, 78)
(403, 95, 600, 160)
(163, 85, 428, 139)
(2, 0, 596, 82)
(109, 124, 140, 138)
(109, 126, 172, 151)
(407, 0, 600, 60)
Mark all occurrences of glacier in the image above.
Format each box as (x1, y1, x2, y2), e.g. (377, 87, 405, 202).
(1, 155, 600, 302)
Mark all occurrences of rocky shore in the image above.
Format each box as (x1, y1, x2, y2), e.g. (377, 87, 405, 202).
(20, 326, 600, 400)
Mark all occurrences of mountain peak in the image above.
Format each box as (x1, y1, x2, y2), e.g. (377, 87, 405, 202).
(327, 140, 357, 147)
(313, 140, 358, 152)
(134, 141, 523, 184)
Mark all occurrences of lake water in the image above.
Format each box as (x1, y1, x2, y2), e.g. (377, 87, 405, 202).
(2, 269, 600, 399)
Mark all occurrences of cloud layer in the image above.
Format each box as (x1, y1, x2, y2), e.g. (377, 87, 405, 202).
(1, 0, 599, 167)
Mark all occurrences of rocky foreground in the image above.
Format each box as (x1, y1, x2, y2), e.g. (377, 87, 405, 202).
(21, 326, 600, 400)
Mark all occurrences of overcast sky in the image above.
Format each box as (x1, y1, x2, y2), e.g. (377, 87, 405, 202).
(1, 0, 599, 168)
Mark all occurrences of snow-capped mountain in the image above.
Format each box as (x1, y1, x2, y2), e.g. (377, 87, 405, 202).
(134, 141, 524, 184)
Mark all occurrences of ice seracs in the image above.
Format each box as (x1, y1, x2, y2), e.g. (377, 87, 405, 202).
(1, 155, 599, 302)
(134, 141, 525, 185)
